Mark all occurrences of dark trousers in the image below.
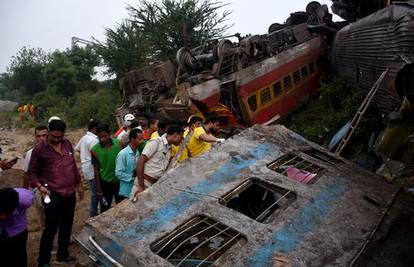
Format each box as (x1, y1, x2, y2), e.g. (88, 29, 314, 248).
(0, 229, 28, 267)
(38, 191, 76, 266)
(100, 179, 121, 212)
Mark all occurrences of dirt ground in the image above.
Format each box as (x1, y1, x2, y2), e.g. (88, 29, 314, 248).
(0, 127, 90, 267)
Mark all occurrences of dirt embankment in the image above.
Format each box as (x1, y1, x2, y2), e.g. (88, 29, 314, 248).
(0, 128, 90, 267)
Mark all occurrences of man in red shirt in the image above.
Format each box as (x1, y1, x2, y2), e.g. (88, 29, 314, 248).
(28, 119, 84, 267)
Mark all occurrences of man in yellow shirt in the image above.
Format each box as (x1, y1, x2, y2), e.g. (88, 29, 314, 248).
(188, 114, 224, 158)
(150, 119, 168, 140)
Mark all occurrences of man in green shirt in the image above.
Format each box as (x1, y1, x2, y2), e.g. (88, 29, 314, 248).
(91, 123, 122, 212)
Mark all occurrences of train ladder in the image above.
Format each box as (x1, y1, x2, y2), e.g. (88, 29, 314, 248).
(335, 68, 389, 156)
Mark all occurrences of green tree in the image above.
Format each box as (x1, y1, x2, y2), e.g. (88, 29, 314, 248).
(66, 45, 99, 83)
(128, 0, 231, 61)
(95, 0, 231, 79)
(93, 20, 150, 78)
(7, 47, 49, 95)
(43, 51, 78, 96)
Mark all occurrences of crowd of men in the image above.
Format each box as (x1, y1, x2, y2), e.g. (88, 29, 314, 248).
(0, 112, 224, 267)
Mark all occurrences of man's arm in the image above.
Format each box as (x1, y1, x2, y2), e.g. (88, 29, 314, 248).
(199, 133, 220, 143)
(27, 147, 48, 195)
(136, 155, 149, 189)
(116, 151, 133, 182)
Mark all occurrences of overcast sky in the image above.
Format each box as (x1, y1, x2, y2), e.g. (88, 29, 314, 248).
(0, 0, 335, 73)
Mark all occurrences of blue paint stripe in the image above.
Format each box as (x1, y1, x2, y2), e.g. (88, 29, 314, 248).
(116, 143, 278, 243)
(247, 180, 348, 267)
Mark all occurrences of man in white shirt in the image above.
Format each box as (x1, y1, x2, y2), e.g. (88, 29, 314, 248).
(75, 119, 99, 217)
(23, 124, 48, 228)
(133, 125, 183, 200)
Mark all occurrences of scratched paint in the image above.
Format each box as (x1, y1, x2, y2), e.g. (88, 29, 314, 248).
(247, 180, 348, 267)
(116, 143, 278, 243)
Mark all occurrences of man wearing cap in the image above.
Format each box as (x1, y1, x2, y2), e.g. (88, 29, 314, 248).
(28, 119, 84, 266)
(115, 113, 135, 138)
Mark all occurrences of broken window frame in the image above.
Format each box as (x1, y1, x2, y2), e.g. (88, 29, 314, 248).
(150, 215, 246, 267)
(302, 148, 343, 166)
(267, 153, 325, 184)
(219, 178, 296, 224)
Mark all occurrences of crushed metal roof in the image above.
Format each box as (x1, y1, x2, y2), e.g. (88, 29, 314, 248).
(76, 125, 399, 267)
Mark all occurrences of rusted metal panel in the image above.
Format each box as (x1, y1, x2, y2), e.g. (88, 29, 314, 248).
(76, 125, 399, 267)
(332, 2, 414, 113)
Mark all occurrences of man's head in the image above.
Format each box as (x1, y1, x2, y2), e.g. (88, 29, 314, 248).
(34, 124, 48, 144)
(129, 128, 144, 147)
(88, 119, 100, 134)
(0, 188, 18, 220)
(138, 117, 149, 130)
(205, 114, 220, 132)
(188, 116, 203, 129)
(96, 123, 111, 145)
(166, 125, 183, 146)
(149, 119, 159, 133)
(48, 119, 66, 145)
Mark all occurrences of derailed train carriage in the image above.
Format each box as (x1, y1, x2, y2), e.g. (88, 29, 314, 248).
(76, 125, 400, 266)
(331, 1, 414, 112)
(119, 2, 333, 128)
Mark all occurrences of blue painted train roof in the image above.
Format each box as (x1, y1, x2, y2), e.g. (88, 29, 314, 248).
(76, 125, 399, 267)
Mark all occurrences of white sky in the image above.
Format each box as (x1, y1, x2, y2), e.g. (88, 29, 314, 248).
(0, 0, 336, 73)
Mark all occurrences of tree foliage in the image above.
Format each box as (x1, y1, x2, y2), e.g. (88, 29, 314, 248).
(7, 46, 49, 95)
(95, 0, 231, 79)
(128, 0, 231, 61)
(93, 20, 150, 78)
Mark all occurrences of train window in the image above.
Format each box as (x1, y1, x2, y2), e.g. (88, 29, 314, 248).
(283, 75, 292, 90)
(267, 153, 325, 184)
(309, 62, 315, 74)
(273, 81, 282, 97)
(150, 215, 246, 266)
(301, 66, 308, 78)
(302, 148, 343, 166)
(247, 95, 257, 112)
(260, 87, 271, 106)
(293, 71, 300, 84)
(219, 178, 296, 224)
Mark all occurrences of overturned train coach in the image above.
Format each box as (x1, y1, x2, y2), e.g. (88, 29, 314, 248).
(76, 125, 399, 267)
(332, 1, 414, 113)
(119, 2, 332, 127)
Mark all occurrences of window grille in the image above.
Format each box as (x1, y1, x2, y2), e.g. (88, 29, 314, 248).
(260, 87, 271, 106)
(283, 75, 292, 90)
(293, 71, 300, 84)
(273, 81, 282, 97)
(151, 215, 246, 267)
(220, 179, 296, 223)
(303, 148, 342, 166)
(268, 154, 324, 184)
(247, 95, 257, 112)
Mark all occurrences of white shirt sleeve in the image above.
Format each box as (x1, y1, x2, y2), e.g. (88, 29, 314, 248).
(23, 149, 33, 173)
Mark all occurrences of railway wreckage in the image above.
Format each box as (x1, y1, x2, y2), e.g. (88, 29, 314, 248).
(76, 125, 400, 266)
(119, 1, 336, 129)
(76, 1, 414, 266)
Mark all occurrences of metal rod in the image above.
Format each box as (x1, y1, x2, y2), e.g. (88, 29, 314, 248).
(152, 217, 202, 250)
(88, 236, 124, 267)
(166, 221, 221, 260)
(156, 217, 209, 254)
(176, 226, 234, 267)
(170, 186, 224, 202)
(195, 233, 242, 267)
(255, 191, 292, 222)
(281, 158, 307, 175)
